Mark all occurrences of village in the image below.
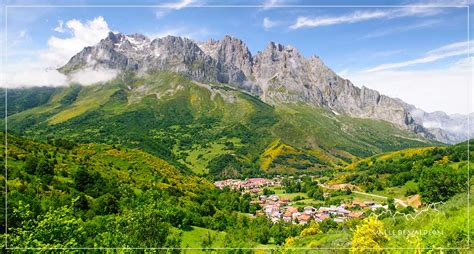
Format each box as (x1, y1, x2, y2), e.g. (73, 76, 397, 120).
(213, 177, 281, 193)
(214, 177, 389, 225)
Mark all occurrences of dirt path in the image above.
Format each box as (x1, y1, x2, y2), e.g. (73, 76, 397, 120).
(351, 190, 408, 207)
(318, 184, 409, 207)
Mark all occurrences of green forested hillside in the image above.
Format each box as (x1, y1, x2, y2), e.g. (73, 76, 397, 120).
(341, 140, 472, 203)
(2, 72, 436, 178)
(2, 133, 309, 248)
(283, 191, 472, 250)
(2, 133, 470, 250)
(276, 140, 472, 251)
(0, 86, 59, 118)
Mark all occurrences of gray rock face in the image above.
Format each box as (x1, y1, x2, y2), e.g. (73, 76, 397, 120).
(198, 35, 253, 78)
(409, 109, 473, 144)
(60, 32, 247, 86)
(145, 35, 220, 83)
(58, 34, 130, 73)
(60, 32, 468, 143)
(250, 42, 428, 136)
(197, 35, 261, 94)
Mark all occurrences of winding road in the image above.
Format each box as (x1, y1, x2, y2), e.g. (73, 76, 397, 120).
(351, 190, 408, 207)
(318, 184, 409, 207)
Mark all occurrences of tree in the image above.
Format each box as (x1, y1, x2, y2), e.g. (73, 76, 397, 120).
(73, 167, 93, 192)
(419, 165, 467, 203)
(201, 199, 216, 216)
(351, 216, 389, 253)
(270, 223, 288, 245)
(208, 154, 242, 179)
(253, 216, 271, 244)
(96, 203, 178, 248)
(92, 193, 118, 215)
(201, 231, 214, 249)
(36, 157, 54, 176)
(74, 194, 89, 211)
(401, 206, 415, 214)
(10, 202, 85, 248)
(307, 186, 324, 201)
(262, 188, 275, 196)
(24, 155, 38, 174)
(300, 221, 320, 237)
(320, 218, 338, 233)
(387, 197, 396, 213)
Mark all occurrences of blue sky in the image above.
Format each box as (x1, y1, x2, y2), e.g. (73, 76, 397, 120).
(1, 0, 473, 114)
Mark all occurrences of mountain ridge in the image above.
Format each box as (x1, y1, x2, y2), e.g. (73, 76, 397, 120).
(58, 32, 469, 144)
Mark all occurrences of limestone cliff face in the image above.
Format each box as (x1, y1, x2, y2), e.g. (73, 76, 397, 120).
(198, 35, 259, 93)
(61, 32, 470, 143)
(250, 42, 425, 135)
(59, 32, 246, 86)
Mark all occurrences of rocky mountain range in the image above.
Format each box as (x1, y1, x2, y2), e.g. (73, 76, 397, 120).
(59, 32, 470, 144)
(409, 109, 473, 144)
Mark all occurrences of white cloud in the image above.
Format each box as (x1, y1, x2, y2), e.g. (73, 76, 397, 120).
(19, 30, 27, 39)
(1, 62, 67, 88)
(416, 0, 474, 5)
(344, 57, 472, 114)
(41, 16, 110, 68)
(168, 0, 195, 10)
(290, 10, 388, 29)
(263, 17, 278, 30)
(345, 40, 473, 114)
(154, 0, 198, 19)
(289, 7, 443, 29)
(262, 0, 286, 9)
(11, 29, 30, 46)
(364, 40, 472, 72)
(361, 19, 440, 39)
(68, 68, 119, 85)
(54, 20, 66, 33)
(155, 10, 168, 19)
(3, 16, 112, 87)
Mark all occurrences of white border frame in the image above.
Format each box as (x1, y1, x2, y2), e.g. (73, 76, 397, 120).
(2, 3, 471, 251)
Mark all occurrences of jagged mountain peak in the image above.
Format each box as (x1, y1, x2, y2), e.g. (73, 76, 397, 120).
(128, 32, 149, 40)
(221, 34, 245, 43)
(103, 31, 123, 42)
(104, 31, 148, 41)
(58, 32, 468, 144)
(264, 41, 299, 53)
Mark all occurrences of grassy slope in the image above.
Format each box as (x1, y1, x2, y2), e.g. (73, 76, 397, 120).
(3, 133, 270, 248)
(2, 133, 223, 247)
(3, 132, 212, 198)
(0, 86, 60, 118)
(4, 71, 437, 176)
(287, 191, 472, 249)
(180, 226, 226, 248)
(344, 147, 437, 171)
(274, 104, 436, 158)
(334, 140, 472, 203)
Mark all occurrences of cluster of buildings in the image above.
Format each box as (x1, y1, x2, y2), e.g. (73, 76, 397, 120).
(348, 200, 389, 211)
(213, 178, 281, 193)
(215, 177, 391, 225)
(253, 194, 386, 224)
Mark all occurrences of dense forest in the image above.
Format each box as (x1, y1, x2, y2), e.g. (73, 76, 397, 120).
(1, 133, 309, 249)
(1, 132, 471, 251)
(342, 142, 472, 203)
